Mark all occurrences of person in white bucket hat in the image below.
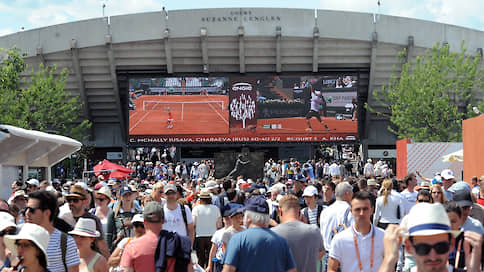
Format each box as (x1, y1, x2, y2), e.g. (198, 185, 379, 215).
(69, 218, 108, 272)
(0, 212, 17, 269)
(3, 223, 50, 272)
(378, 203, 482, 272)
(107, 214, 146, 270)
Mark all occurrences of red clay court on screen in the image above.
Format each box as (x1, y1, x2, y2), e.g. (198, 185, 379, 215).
(129, 95, 230, 135)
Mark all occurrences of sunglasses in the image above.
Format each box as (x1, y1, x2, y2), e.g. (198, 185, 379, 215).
(133, 223, 144, 229)
(165, 191, 176, 196)
(431, 191, 442, 194)
(96, 198, 108, 202)
(0, 228, 16, 237)
(417, 199, 430, 203)
(15, 241, 34, 249)
(411, 240, 450, 256)
(24, 206, 39, 214)
(66, 198, 85, 203)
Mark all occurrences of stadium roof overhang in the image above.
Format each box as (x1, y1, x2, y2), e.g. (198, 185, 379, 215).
(0, 125, 82, 167)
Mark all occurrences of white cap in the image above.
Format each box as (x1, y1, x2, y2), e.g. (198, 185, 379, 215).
(441, 169, 455, 180)
(131, 214, 144, 223)
(303, 186, 318, 197)
(26, 179, 39, 187)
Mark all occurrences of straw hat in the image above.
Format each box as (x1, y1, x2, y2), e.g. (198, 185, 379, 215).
(96, 186, 112, 199)
(401, 203, 460, 237)
(199, 189, 212, 199)
(68, 218, 100, 238)
(4, 223, 50, 266)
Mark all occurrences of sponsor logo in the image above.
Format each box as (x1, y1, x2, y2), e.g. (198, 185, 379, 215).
(232, 83, 252, 91)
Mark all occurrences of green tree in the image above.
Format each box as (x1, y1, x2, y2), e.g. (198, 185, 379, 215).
(0, 47, 91, 140)
(368, 42, 484, 142)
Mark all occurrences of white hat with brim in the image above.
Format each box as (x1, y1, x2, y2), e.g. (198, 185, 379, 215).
(401, 203, 461, 238)
(96, 186, 112, 199)
(4, 223, 50, 266)
(68, 218, 100, 238)
(0, 212, 16, 232)
(205, 180, 218, 190)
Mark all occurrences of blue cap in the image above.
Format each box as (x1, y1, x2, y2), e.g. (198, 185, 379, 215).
(229, 207, 245, 217)
(119, 185, 133, 196)
(244, 196, 269, 214)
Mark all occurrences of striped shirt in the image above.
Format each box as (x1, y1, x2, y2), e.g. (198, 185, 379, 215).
(307, 207, 319, 225)
(47, 228, 80, 272)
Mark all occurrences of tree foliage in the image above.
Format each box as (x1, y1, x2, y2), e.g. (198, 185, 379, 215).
(368, 42, 484, 142)
(0, 47, 91, 141)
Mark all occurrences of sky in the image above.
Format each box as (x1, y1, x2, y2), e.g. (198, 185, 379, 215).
(0, 0, 483, 37)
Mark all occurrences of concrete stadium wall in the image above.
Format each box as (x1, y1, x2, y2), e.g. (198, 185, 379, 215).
(0, 8, 483, 151)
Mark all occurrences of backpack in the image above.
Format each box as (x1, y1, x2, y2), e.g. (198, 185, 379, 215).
(330, 207, 350, 239)
(61, 232, 68, 272)
(179, 204, 188, 233)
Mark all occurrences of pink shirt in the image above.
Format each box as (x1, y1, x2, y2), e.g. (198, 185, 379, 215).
(120, 231, 158, 272)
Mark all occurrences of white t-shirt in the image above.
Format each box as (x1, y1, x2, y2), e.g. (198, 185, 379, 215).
(46, 229, 81, 272)
(192, 204, 220, 237)
(211, 227, 226, 261)
(220, 226, 246, 246)
(330, 224, 385, 272)
(320, 200, 353, 251)
(400, 190, 418, 215)
(163, 204, 193, 236)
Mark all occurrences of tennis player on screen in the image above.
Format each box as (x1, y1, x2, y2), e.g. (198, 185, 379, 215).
(167, 107, 174, 129)
(305, 84, 330, 132)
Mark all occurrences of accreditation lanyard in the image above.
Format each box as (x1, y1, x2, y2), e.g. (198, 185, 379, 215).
(353, 226, 375, 272)
(454, 237, 463, 270)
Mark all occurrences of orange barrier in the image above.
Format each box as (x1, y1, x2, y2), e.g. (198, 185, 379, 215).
(463, 115, 484, 182)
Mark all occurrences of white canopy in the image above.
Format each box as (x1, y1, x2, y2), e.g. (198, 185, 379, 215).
(0, 125, 82, 167)
(442, 149, 463, 163)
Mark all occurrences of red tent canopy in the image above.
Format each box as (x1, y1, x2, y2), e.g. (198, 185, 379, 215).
(93, 160, 134, 180)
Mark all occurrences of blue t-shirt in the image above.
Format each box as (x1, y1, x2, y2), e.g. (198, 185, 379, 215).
(223, 227, 296, 272)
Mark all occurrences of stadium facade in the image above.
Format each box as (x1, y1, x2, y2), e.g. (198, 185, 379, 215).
(1, 8, 483, 162)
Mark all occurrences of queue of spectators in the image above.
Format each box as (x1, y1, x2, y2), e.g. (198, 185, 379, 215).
(0, 156, 483, 272)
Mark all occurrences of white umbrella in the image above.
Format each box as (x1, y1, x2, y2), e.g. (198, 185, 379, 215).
(442, 149, 463, 162)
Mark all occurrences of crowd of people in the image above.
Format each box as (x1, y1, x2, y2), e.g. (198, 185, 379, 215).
(0, 156, 483, 272)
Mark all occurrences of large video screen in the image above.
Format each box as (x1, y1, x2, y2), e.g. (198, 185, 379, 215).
(128, 75, 358, 144)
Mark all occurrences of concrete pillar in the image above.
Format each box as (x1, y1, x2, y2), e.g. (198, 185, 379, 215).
(70, 39, 92, 139)
(105, 34, 127, 142)
(312, 27, 319, 73)
(201, 27, 209, 74)
(363, 31, 378, 159)
(276, 26, 282, 73)
(238, 26, 245, 74)
(163, 29, 173, 74)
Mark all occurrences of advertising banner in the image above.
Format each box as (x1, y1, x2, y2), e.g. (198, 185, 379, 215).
(229, 78, 257, 132)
